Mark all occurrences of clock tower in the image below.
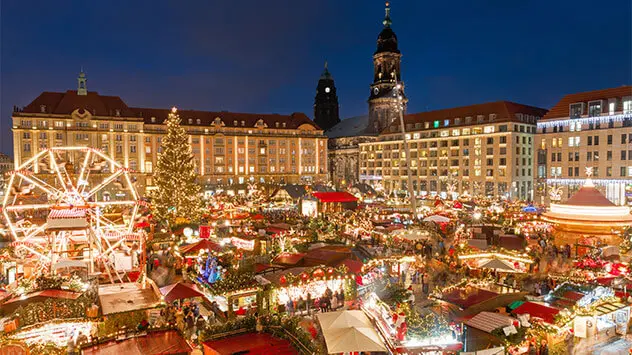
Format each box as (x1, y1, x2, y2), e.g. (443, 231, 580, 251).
(313, 61, 340, 131)
(368, 1, 407, 134)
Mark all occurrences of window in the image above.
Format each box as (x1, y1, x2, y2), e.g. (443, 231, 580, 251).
(622, 151, 627, 160)
(607, 151, 612, 161)
(24, 143, 31, 152)
(624, 99, 632, 113)
(607, 135, 613, 145)
(570, 103, 583, 118)
(588, 101, 602, 117)
(130, 145, 136, 153)
(433, 120, 440, 128)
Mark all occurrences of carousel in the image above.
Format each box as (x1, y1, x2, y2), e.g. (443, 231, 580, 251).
(541, 168, 632, 247)
(1, 147, 147, 283)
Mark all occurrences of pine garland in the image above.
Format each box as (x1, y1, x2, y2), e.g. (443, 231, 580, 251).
(152, 107, 202, 227)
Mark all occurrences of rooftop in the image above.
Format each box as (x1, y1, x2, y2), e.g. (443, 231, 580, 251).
(542, 85, 632, 120)
(386, 101, 548, 133)
(16, 90, 320, 131)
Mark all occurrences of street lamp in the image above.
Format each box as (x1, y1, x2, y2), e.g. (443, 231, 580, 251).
(393, 81, 417, 219)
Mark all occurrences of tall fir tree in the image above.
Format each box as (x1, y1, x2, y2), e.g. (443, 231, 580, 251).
(152, 107, 202, 226)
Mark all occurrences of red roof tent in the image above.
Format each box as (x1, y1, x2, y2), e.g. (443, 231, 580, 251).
(334, 258, 364, 274)
(311, 192, 358, 203)
(179, 239, 222, 255)
(83, 330, 192, 355)
(251, 213, 265, 220)
(273, 252, 306, 266)
(203, 332, 298, 355)
(159, 282, 204, 303)
(442, 287, 498, 309)
(512, 301, 560, 324)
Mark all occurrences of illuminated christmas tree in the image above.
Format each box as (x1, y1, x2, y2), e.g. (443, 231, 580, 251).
(152, 107, 202, 227)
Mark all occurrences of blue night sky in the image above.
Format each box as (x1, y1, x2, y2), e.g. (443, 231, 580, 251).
(1, 0, 630, 155)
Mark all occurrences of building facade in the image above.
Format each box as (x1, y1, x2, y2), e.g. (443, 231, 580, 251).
(534, 86, 632, 206)
(11, 73, 328, 193)
(358, 101, 547, 200)
(313, 62, 340, 132)
(367, 1, 407, 134)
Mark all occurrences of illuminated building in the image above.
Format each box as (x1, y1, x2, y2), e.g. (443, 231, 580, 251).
(358, 101, 547, 200)
(11, 72, 328, 193)
(534, 86, 632, 205)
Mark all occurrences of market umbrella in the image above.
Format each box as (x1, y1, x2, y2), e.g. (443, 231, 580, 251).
(159, 282, 204, 303)
(317, 311, 386, 354)
(423, 214, 450, 223)
(179, 239, 222, 255)
(479, 258, 518, 273)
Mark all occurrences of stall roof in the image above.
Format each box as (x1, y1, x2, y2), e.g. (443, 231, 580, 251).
(159, 282, 204, 303)
(272, 252, 306, 266)
(442, 286, 498, 309)
(99, 283, 160, 315)
(203, 332, 297, 355)
(465, 311, 517, 333)
(304, 245, 352, 266)
(82, 330, 192, 355)
(311, 192, 358, 203)
(334, 258, 364, 274)
(4, 289, 82, 305)
(512, 302, 560, 324)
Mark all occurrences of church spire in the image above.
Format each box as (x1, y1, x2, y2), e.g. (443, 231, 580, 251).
(383, 1, 392, 28)
(77, 69, 87, 96)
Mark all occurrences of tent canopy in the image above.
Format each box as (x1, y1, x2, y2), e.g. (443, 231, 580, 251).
(317, 310, 386, 354)
(423, 215, 451, 223)
(159, 282, 204, 303)
(478, 258, 518, 273)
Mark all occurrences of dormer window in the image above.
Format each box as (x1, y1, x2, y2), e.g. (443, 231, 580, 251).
(489, 114, 496, 121)
(151, 117, 156, 123)
(40, 105, 46, 113)
(570, 103, 583, 118)
(188, 118, 193, 124)
(454, 118, 461, 125)
(465, 116, 472, 124)
(282, 122, 286, 128)
(115, 109, 121, 117)
(476, 115, 484, 123)
(196, 118, 201, 125)
(234, 120, 238, 126)
(588, 101, 602, 117)
(275, 122, 280, 128)
(241, 121, 245, 126)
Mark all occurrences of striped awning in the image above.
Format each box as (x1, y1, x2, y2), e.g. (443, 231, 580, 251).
(48, 209, 86, 219)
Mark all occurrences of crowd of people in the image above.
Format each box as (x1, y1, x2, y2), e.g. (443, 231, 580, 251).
(282, 287, 346, 315)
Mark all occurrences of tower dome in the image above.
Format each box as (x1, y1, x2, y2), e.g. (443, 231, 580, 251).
(375, 2, 399, 54)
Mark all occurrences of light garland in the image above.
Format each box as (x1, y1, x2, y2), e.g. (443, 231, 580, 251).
(545, 178, 632, 186)
(537, 112, 632, 129)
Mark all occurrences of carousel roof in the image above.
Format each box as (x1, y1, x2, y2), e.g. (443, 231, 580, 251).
(542, 180, 632, 224)
(564, 185, 616, 207)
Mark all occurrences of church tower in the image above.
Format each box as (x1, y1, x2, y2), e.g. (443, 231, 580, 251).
(368, 1, 407, 134)
(313, 61, 340, 131)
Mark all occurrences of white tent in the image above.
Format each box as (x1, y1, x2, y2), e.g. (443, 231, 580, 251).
(478, 258, 518, 273)
(317, 310, 387, 354)
(423, 215, 450, 223)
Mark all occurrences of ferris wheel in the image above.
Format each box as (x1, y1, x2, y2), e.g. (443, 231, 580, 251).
(1, 146, 147, 283)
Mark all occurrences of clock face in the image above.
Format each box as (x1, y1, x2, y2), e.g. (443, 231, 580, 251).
(325, 87, 331, 93)
(373, 87, 379, 95)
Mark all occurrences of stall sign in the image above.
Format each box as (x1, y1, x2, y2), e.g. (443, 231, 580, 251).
(573, 316, 589, 338)
(231, 237, 255, 251)
(199, 225, 212, 239)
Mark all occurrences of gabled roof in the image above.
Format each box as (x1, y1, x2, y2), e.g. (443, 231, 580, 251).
(512, 302, 559, 324)
(135, 107, 319, 130)
(22, 90, 134, 116)
(18, 90, 319, 130)
(388, 101, 547, 133)
(542, 86, 632, 120)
